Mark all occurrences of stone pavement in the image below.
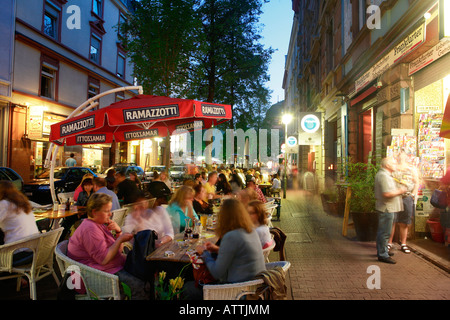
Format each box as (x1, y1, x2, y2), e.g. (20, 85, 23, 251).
(270, 189, 450, 300)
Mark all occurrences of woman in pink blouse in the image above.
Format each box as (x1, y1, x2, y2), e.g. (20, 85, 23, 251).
(67, 193, 147, 299)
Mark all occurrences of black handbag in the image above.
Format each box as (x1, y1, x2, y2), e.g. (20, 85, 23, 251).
(430, 188, 448, 209)
(124, 229, 158, 281)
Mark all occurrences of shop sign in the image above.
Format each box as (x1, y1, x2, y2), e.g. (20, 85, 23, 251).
(286, 136, 298, 154)
(28, 106, 43, 140)
(408, 38, 450, 76)
(355, 24, 425, 93)
(416, 105, 442, 113)
(299, 112, 322, 145)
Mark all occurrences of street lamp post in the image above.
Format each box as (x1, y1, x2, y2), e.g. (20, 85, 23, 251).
(282, 114, 293, 199)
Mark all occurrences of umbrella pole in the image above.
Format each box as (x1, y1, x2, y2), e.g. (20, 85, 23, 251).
(43, 142, 59, 205)
(50, 144, 59, 204)
(44, 86, 143, 205)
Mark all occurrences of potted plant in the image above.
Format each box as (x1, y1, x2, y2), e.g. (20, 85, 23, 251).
(344, 160, 380, 241)
(321, 187, 342, 216)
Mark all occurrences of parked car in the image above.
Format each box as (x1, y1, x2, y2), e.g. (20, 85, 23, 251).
(99, 163, 144, 181)
(144, 165, 166, 181)
(0, 167, 24, 192)
(169, 165, 187, 181)
(23, 166, 97, 204)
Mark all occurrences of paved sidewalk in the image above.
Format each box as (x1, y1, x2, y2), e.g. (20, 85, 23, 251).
(270, 190, 450, 300)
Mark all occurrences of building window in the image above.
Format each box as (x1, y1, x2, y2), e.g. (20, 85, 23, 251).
(117, 52, 125, 78)
(40, 59, 58, 99)
(88, 77, 100, 111)
(118, 12, 127, 39)
(43, 13, 57, 38)
(42, 1, 61, 40)
(90, 34, 102, 64)
(359, 0, 367, 31)
(92, 0, 102, 17)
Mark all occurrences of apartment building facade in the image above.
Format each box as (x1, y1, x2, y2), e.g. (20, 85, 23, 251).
(286, 0, 449, 187)
(286, 0, 450, 234)
(0, 0, 140, 182)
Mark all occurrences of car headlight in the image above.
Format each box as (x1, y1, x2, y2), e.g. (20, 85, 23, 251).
(38, 185, 50, 191)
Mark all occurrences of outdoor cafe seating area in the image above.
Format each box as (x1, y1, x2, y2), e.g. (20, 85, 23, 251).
(0, 168, 289, 300)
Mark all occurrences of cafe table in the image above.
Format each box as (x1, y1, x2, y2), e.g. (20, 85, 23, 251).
(33, 204, 86, 230)
(145, 231, 218, 299)
(258, 183, 272, 196)
(146, 231, 217, 264)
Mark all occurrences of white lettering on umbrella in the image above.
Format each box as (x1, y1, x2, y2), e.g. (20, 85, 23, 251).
(201, 104, 226, 116)
(60, 115, 95, 136)
(175, 121, 204, 131)
(124, 129, 159, 140)
(76, 134, 106, 144)
(123, 105, 179, 122)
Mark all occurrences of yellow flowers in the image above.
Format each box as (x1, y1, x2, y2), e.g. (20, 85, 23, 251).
(155, 264, 190, 300)
(169, 277, 184, 292)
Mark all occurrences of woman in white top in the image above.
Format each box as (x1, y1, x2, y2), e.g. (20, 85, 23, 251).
(247, 200, 273, 249)
(122, 197, 174, 248)
(0, 180, 39, 266)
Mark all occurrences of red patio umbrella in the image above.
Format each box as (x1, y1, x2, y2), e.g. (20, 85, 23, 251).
(49, 95, 232, 145)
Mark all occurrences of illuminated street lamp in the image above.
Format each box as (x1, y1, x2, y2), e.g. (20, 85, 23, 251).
(282, 113, 293, 199)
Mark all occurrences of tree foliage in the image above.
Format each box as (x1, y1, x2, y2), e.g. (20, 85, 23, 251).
(119, 0, 273, 131)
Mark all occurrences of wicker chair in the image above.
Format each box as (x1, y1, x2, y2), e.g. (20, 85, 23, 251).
(203, 261, 290, 300)
(264, 204, 278, 227)
(0, 227, 63, 300)
(262, 237, 276, 262)
(55, 240, 121, 300)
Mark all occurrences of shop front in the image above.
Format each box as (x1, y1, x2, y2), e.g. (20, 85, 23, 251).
(8, 103, 68, 182)
(407, 40, 450, 237)
(8, 102, 112, 182)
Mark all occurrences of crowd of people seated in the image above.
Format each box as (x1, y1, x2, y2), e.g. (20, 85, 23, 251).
(1, 164, 281, 300)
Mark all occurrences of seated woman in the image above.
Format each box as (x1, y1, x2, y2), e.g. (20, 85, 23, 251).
(60, 178, 93, 240)
(122, 194, 174, 248)
(0, 181, 39, 267)
(166, 185, 198, 234)
(73, 173, 94, 202)
(215, 173, 232, 196)
(75, 178, 94, 207)
(105, 168, 116, 191)
(185, 198, 266, 299)
(67, 193, 147, 300)
(192, 183, 213, 216)
(247, 200, 273, 249)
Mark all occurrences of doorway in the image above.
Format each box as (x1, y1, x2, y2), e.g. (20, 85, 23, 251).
(359, 109, 372, 164)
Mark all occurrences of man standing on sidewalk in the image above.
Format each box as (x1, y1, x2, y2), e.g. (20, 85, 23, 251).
(374, 157, 407, 264)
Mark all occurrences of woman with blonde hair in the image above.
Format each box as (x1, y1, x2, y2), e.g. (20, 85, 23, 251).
(197, 198, 266, 283)
(0, 180, 39, 266)
(166, 185, 198, 233)
(247, 200, 273, 248)
(68, 193, 148, 299)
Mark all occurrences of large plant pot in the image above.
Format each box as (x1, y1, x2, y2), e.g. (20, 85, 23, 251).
(351, 211, 378, 242)
(321, 193, 330, 213)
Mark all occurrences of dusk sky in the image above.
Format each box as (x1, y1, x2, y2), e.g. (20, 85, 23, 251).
(260, 0, 294, 106)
